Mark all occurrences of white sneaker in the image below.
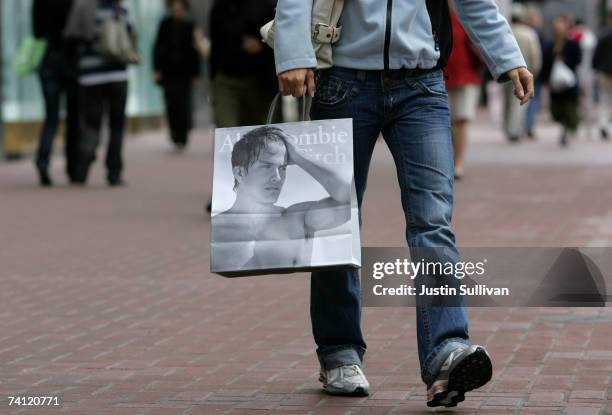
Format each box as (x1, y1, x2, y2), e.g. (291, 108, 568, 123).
(319, 364, 370, 396)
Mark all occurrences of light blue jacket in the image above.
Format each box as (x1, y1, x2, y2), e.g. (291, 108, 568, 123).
(274, 0, 526, 81)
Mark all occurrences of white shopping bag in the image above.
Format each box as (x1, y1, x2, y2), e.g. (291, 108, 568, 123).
(210, 96, 361, 277)
(550, 59, 577, 92)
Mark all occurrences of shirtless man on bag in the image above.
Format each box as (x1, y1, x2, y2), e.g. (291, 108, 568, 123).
(211, 126, 352, 272)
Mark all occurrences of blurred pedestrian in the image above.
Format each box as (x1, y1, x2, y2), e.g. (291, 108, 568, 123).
(153, 0, 201, 151)
(545, 15, 582, 147)
(592, 11, 612, 141)
(208, 0, 277, 128)
(206, 0, 277, 212)
(503, 4, 541, 143)
(64, 0, 138, 186)
(444, 4, 483, 180)
(569, 18, 598, 138)
(32, 0, 79, 186)
(524, 6, 553, 140)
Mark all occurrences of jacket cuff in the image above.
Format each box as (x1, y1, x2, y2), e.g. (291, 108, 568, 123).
(275, 57, 318, 75)
(492, 55, 527, 82)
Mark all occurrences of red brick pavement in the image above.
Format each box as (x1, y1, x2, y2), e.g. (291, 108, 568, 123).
(0, 117, 611, 414)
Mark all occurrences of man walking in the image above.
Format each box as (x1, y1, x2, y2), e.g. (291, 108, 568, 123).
(64, 0, 135, 186)
(593, 11, 612, 140)
(274, 0, 533, 408)
(32, 0, 79, 186)
(504, 4, 541, 142)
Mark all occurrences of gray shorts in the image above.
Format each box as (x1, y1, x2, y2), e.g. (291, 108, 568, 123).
(448, 85, 480, 121)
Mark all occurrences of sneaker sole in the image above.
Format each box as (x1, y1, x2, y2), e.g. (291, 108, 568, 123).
(320, 372, 370, 397)
(427, 346, 492, 408)
(323, 385, 369, 397)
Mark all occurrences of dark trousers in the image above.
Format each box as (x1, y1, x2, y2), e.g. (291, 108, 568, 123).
(76, 81, 128, 182)
(37, 68, 79, 178)
(551, 91, 580, 132)
(211, 73, 273, 128)
(163, 81, 193, 146)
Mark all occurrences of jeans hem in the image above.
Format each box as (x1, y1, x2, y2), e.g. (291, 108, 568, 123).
(421, 338, 469, 386)
(317, 346, 365, 370)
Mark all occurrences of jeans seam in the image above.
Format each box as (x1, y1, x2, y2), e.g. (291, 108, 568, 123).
(414, 79, 448, 100)
(388, 115, 433, 360)
(388, 121, 419, 242)
(318, 345, 364, 370)
(420, 307, 431, 365)
(405, 71, 448, 101)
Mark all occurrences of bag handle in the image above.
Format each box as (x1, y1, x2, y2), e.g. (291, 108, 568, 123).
(266, 92, 310, 125)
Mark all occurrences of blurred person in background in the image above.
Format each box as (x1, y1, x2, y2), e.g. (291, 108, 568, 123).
(569, 17, 598, 138)
(545, 15, 582, 147)
(153, 0, 201, 151)
(208, 0, 277, 128)
(64, 0, 136, 186)
(32, 0, 79, 186)
(206, 0, 277, 212)
(444, 2, 483, 180)
(592, 11, 612, 141)
(503, 4, 541, 143)
(524, 5, 553, 140)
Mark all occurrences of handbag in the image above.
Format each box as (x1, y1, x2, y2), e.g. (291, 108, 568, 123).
(260, 0, 344, 69)
(14, 37, 47, 76)
(210, 94, 361, 277)
(550, 59, 577, 92)
(100, 13, 140, 65)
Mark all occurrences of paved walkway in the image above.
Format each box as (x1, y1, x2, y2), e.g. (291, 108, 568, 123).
(1, 116, 612, 414)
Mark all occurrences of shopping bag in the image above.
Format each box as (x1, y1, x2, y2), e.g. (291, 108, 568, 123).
(14, 37, 47, 76)
(550, 59, 577, 92)
(210, 95, 361, 277)
(100, 14, 140, 64)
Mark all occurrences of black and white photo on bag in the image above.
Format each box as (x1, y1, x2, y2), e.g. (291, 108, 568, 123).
(210, 119, 360, 276)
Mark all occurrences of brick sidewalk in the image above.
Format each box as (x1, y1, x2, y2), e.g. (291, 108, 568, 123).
(0, 118, 611, 414)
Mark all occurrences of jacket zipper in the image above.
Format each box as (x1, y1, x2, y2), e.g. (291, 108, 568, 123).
(384, 0, 393, 71)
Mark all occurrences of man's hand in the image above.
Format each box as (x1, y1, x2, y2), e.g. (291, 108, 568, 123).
(507, 67, 534, 106)
(242, 36, 263, 55)
(278, 69, 316, 98)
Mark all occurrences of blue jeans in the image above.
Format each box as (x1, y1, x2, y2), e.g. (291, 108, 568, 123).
(37, 50, 79, 177)
(309, 67, 469, 387)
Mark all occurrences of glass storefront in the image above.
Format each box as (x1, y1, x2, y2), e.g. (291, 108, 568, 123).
(1, 0, 166, 123)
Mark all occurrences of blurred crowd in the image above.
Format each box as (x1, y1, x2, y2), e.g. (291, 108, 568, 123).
(30, 0, 277, 188)
(26, 0, 612, 188)
(445, 2, 612, 179)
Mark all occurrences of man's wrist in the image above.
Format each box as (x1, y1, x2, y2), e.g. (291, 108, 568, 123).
(493, 57, 527, 82)
(275, 58, 317, 75)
